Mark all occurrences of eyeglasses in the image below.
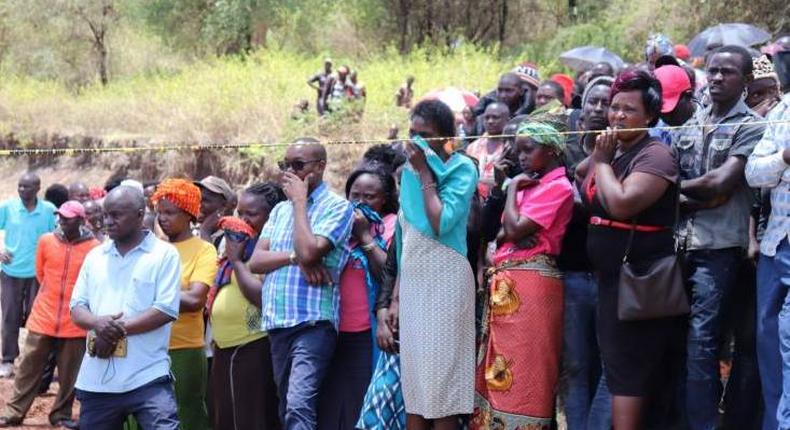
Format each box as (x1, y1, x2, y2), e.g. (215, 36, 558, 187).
(278, 159, 322, 171)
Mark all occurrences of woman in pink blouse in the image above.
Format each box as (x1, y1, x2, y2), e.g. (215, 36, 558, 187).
(472, 120, 574, 430)
(318, 166, 398, 430)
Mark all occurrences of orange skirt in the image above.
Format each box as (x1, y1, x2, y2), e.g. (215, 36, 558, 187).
(471, 263, 564, 430)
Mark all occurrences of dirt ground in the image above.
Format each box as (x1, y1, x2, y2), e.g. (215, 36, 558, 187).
(0, 328, 79, 429)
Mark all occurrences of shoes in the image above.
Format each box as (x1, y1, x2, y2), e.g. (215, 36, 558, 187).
(0, 362, 13, 378)
(0, 416, 22, 427)
(52, 419, 79, 429)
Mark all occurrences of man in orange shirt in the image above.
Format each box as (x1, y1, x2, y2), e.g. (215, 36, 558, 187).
(0, 201, 100, 428)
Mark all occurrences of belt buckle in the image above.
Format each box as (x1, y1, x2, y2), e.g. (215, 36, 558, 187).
(589, 216, 603, 225)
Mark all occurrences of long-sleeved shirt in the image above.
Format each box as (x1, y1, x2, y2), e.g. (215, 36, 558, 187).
(745, 95, 790, 257)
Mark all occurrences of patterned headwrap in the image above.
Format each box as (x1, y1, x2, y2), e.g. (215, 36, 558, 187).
(151, 178, 202, 219)
(207, 216, 258, 316)
(753, 55, 779, 83)
(511, 61, 541, 89)
(645, 34, 675, 64)
(516, 121, 565, 154)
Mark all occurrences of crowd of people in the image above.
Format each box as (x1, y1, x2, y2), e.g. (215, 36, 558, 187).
(0, 32, 788, 430)
(306, 59, 368, 116)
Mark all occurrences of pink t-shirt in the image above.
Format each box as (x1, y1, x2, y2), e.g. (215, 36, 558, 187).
(339, 213, 397, 333)
(494, 167, 574, 265)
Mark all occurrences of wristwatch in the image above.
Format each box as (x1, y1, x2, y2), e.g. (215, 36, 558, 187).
(289, 251, 298, 265)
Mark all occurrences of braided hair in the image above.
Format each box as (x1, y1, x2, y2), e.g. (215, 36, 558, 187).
(243, 182, 286, 211)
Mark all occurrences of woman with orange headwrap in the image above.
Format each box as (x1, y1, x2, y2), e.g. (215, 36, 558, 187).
(153, 178, 218, 430)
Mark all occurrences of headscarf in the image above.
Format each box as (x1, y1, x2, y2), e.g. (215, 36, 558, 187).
(516, 121, 565, 154)
(217, 216, 255, 237)
(646, 34, 674, 64)
(206, 216, 258, 316)
(151, 178, 202, 219)
(582, 75, 615, 107)
(348, 202, 388, 367)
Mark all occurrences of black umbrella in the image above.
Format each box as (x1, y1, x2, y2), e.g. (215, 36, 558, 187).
(688, 23, 771, 57)
(559, 46, 625, 72)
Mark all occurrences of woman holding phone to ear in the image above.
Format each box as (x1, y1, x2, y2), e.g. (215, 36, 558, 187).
(397, 99, 478, 430)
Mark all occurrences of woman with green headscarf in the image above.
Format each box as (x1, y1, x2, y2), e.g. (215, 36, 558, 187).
(472, 121, 575, 429)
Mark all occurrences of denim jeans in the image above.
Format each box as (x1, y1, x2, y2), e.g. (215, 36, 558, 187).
(562, 271, 611, 430)
(685, 248, 742, 430)
(756, 239, 790, 430)
(721, 259, 762, 429)
(269, 321, 337, 430)
(76, 375, 179, 430)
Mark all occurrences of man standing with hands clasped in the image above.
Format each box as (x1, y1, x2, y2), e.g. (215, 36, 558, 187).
(69, 186, 182, 430)
(249, 137, 354, 430)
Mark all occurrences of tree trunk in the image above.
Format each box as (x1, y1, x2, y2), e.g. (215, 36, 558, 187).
(97, 42, 108, 85)
(397, 0, 410, 54)
(498, 0, 507, 45)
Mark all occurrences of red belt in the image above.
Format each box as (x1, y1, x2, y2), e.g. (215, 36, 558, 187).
(589, 216, 667, 232)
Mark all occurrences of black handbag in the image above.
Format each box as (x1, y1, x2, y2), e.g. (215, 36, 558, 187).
(617, 188, 690, 321)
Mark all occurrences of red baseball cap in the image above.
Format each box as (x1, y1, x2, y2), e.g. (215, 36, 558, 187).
(654, 65, 692, 114)
(674, 44, 691, 61)
(55, 200, 86, 219)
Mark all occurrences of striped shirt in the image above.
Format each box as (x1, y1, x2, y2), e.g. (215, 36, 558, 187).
(260, 182, 354, 330)
(746, 95, 790, 257)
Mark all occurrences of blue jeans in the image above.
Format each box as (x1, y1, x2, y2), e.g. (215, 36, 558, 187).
(562, 271, 611, 430)
(757, 239, 790, 430)
(685, 247, 741, 430)
(269, 321, 337, 430)
(75, 375, 179, 430)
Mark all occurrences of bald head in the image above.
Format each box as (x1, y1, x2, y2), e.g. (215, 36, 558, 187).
(483, 102, 511, 136)
(291, 137, 327, 160)
(103, 186, 146, 242)
(18, 173, 41, 202)
(486, 102, 510, 116)
(105, 186, 146, 213)
(284, 138, 327, 190)
(20, 172, 40, 184)
(68, 182, 90, 203)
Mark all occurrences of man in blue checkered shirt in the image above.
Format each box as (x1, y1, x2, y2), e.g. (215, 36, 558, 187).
(249, 137, 354, 430)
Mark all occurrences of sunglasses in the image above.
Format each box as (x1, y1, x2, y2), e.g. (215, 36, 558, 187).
(224, 230, 249, 242)
(278, 159, 321, 172)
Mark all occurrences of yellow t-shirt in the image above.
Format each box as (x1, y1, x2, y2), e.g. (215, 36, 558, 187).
(210, 272, 266, 349)
(169, 236, 218, 350)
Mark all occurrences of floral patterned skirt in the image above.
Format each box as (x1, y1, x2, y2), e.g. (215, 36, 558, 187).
(471, 257, 564, 430)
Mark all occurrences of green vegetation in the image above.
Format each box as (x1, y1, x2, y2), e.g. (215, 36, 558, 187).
(0, 0, 785, 183)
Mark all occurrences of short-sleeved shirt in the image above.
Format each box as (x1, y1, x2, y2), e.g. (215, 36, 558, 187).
(494, 167, 574, 264)
(70, 231, 182, 393)
(210, 271, 265, 349)
(338, 213, 397, 333)
(169, 236, 218, 350)
(584, 137, 679, 274)
(260, 182, 354, 331)
(671, 99, 766, 250)
(0, 198, 56, 278)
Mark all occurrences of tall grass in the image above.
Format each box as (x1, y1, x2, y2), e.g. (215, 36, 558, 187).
(0, 46, 512, 145)
(0, 45, 517, 188)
